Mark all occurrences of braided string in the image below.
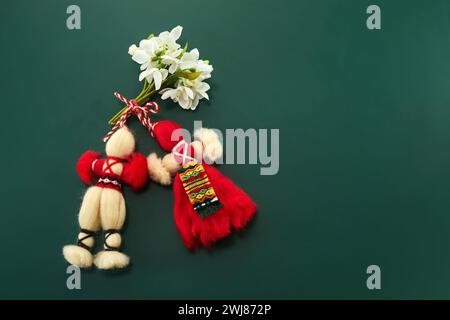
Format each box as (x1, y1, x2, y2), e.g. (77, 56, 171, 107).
(103, 92, 160, 142)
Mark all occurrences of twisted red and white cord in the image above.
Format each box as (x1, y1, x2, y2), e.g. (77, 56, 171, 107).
(103, 92, 160, 142)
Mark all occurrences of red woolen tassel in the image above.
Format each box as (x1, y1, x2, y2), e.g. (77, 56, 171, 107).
(173, 163, 257, 249)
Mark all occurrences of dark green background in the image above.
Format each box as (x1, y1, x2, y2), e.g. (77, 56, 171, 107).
(1, 0, 450, 299)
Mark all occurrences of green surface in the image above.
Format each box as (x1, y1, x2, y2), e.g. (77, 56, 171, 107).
(1, 0, 450, 299)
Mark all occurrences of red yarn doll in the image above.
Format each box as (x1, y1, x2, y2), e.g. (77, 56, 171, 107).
(146, 120, 257, 249)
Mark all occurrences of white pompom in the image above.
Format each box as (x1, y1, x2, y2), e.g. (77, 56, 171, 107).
(194, 128, 223, 163)
(147, 152, 172, 185)
(203, 140, 223, 163)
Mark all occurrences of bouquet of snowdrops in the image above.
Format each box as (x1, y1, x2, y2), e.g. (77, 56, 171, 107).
(109, 26, 213, 125)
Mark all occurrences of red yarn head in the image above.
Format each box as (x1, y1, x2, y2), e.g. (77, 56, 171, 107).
(153, 120, 184, 152)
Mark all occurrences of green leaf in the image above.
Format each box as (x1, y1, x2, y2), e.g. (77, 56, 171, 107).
(179, 71, 202, 80)
(147, 33, 154, 39)
(178, 42, 188, 58)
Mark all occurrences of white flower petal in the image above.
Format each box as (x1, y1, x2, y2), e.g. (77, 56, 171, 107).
(161, 89, 175, 100)
(190, 48, 200, 60)
(197, 82, 210, 92)
(190, 97, 200, 110)
(132, 50, 150, 64)
(169, 63, 178, 74)
(185, 87, 194, 99)
(162, 55, 178, 62)
(139, 69, 153, 82)
(160, 68, 169, 79)
(170, 26, 183, 40)
(128, 44, 138, 55)
(176, 90, 187, 106)
(200, 73, 211, 80)
(153, 70, 162, 90)
(197, 63, 213, 73)
(158, 31, 169, 39)
(180, 61, 197, 70)
(179, 96, 190, 109)
(138, 40, 151, 53)
(180, 88, 189, 101)
(199, 91, 209, 100)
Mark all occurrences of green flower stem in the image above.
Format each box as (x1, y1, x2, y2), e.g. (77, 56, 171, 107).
(107, 69, 197, 125)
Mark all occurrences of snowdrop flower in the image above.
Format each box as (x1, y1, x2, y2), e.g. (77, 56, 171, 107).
(139, 67, 168, 90)
(129, 26, 182, 62)
(161, 47, 200, 74)
(162, 49, 213, 79)
(159, 48, 213, 109)
(161, 85, 194, 109)
(187, 78, 210, 101)
(157, 26, 184, 74)
(161, 52, 182, 74)
(179, 49, 200, 70)
(196, 60, 213, 80)
(158, 25, 183, 51)
(161, 78, 210, 110)
(128, 26, 184, 88)
(129, 37, 160, 75)
(123, 26, 214, 112)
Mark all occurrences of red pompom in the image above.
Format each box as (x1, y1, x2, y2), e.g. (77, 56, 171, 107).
(76, 150, 100, 185)
(122, 152, 148, 191)
(153, 120, 184, 152)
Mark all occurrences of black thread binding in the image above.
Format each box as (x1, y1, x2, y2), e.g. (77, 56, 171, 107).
(104, 229, 120, 251)
(77, 228, 95, 251)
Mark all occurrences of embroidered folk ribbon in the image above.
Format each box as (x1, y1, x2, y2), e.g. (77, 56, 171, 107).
(103, 92, 160, 142)
(178, 161, 223, 218)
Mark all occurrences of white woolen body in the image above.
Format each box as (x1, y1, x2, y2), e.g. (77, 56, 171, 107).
(63, 128, 134, 269)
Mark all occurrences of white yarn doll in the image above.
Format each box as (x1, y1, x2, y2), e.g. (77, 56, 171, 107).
(63, 93, 155, 270)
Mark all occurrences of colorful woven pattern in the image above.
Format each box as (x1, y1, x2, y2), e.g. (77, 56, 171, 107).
(178, 161, 223, 218)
